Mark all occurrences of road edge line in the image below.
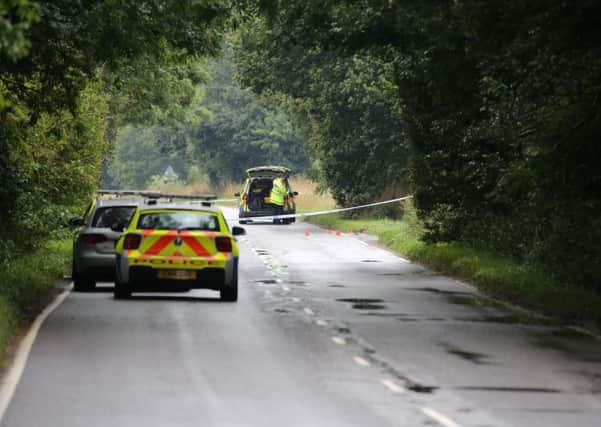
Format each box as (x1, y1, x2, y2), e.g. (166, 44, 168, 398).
(0, 284, 72, 420)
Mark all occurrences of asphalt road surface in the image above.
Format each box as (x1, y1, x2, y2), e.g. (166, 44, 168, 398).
(2, 207, 601, 427)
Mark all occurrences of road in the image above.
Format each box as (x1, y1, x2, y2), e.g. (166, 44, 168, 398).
(2, 207, 601, 427)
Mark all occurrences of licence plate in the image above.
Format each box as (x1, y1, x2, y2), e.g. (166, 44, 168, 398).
(158, 270, 197, 280)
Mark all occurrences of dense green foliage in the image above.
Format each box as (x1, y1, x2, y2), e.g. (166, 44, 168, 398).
(0, 1, 37, 68)
(105, 50, 309, 188)
(0, 239, 70, 360)
(235, 19, 407, 207)
(235, 1, 601, 290)
(104, 126, 188, 189)
(186, 49, 309, 184)
(1, 1, 232, 255)
(1, 79, 109, 257)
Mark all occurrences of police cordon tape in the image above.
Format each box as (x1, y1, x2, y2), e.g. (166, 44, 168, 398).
(212, 198, 240, 203)
(223, 195, 413, 222)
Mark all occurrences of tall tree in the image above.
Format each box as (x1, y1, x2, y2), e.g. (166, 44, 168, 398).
(238, 1, 601, 289)
(1, 1, 233, 251)
(104, 48, 309, 188)
(234, 16, 408, 207)
(186, 47, 309, 184)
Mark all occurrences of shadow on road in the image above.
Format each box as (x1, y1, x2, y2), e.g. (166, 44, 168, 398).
(116, 294, 224, 303)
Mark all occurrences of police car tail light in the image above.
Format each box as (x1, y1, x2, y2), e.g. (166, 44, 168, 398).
(80, 233, 107, 244)
(215, 236, 232, 252)
(123, 233, 142, 250)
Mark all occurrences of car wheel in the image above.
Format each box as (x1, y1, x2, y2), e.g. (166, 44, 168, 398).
(113, 276, 131, 299)
(73, 271, 95, 292)
(220, 272, 238, 302)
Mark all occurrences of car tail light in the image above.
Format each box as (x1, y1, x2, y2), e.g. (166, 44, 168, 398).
(215, 236, 232, 252)
(79, 233, 108, 244)
(242, 193, 247, 202)
(123, 234, 142, 250)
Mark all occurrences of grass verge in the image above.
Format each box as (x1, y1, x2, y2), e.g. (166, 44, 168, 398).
(0, 240, 71, 364)
(307, 210, 601, 330)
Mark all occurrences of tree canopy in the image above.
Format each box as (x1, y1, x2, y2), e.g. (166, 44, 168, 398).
(105, 48, 309, 189)
(234, 18, 408, 207)
(0, 0, 233, 252)
(233, 1, 601, 289)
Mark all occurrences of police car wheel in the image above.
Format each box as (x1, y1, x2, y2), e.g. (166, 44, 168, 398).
(220, 275, 238, 302)
(113, 277, 131, 299)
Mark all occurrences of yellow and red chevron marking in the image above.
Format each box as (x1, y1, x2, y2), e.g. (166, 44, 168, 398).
(127, 230, 230, 268)
(139, 230, 212, 257)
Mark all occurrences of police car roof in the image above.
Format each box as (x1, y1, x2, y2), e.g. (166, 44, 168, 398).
(138, 202, 220, 213)
(96, 198, 141, 207)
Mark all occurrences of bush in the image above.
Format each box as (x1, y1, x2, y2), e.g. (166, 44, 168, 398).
(0, 240, 71, 358)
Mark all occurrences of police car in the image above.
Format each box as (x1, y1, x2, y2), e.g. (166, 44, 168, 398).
(113, 197, 245, 301)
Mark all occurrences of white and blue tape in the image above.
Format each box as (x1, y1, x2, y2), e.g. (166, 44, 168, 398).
(224, 195, 413, 222)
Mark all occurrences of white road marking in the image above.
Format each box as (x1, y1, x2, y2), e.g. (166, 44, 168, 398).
(331, 336, 346, 345)
(0, 285, 71, 420)
(381, 379, 405, 394)
(304, 307, 315, 316)
(282, 285, 291, 292)
(421, 407, 464, 427)
(397, 256, 411, 263)
(356, 239, 369, 246)
(315, 319, 328, 326)
(292, 297, 301, 303)
(352, 356, 370, 367)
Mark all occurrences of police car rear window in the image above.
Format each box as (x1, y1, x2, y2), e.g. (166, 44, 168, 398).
(138, 211, 220, 231)
(91, 207, 136, 228)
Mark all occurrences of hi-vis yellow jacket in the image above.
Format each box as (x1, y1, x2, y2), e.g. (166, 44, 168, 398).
(269, 178, 287, 206)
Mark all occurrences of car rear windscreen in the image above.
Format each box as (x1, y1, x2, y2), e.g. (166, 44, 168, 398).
(138, 211, 220, 231)
(91, 207, 136, 228)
